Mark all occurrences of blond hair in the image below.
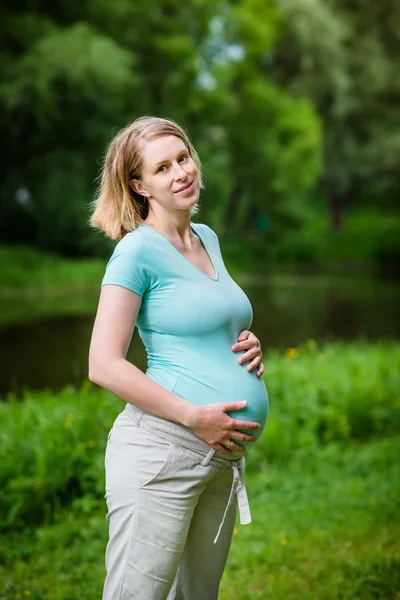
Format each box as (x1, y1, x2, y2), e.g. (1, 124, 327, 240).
(89, 116, 203, 240)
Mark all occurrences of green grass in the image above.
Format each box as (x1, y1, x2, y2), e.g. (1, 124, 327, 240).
(0, 245, 104, 293)
(1, 341, 398, 530)
(270, 209, 400, 266)
(0, 341, 399, 598)
(222, 439, 400, 600)
(1, 438, 398, 600)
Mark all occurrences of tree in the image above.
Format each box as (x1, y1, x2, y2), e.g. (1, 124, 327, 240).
(194, 0, 322, 238)
(0, 0, 322, 255)
(272, 0, 400, 229)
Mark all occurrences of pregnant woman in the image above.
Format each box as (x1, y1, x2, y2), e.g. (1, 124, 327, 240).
(88, 116, 269, 600)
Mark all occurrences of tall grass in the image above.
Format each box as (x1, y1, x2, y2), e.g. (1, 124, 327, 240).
(0, 246, 104, 292)
(0, 341, 398, 530)
(0, 341, 399, 599)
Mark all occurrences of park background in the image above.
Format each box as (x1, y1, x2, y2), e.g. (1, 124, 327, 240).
(0, 1, 399, 598)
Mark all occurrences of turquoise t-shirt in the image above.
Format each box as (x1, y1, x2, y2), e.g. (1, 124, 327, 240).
(101, 222, 269, 449)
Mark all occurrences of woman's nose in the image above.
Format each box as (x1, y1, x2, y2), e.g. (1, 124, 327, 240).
(172, 163, 187, 180)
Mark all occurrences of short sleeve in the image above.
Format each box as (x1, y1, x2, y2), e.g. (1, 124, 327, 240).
(101, 232, 150, 297)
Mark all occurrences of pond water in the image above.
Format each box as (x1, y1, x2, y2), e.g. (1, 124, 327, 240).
(0, 274, 399, 398)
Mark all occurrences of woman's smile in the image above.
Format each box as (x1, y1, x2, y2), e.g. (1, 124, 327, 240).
(174, 180, 194, 194)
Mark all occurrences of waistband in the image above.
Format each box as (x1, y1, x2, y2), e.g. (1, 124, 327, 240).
(123, 403, 252, 543)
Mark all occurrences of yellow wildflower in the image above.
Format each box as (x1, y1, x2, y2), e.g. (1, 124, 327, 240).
(280, 538, 288, 546)
(285, 348, 299, 359)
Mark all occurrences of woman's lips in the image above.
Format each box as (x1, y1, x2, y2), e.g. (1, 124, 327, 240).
(174, 181, 194, 194)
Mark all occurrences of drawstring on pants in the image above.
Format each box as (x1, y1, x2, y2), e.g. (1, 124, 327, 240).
(199, 446, 252, 544)
(213, 457, 251, 544)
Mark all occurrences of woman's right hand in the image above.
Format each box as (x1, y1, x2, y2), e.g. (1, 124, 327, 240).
(188, 400, 260, 455)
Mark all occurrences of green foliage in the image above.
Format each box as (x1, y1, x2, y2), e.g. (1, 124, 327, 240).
(0, 342, 398, 530)
(0, 0, 323, 256)
(0, 0, 399, 262)
(2, 22, 134, 123)
(270, 209, 400, 265)
(0, 382, 119, 529)
(273, 0, 400, 222)
(0, 245, 106, 290)
(248, 340, 400, 469)
(0, 437, 399, 599)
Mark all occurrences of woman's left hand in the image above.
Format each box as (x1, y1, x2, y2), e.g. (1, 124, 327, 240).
(232, 330, 265, 377)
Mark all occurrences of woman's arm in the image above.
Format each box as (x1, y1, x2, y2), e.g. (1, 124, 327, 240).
(88, 285, 260, 454)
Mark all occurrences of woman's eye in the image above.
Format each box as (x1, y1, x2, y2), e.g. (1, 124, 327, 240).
(157, 156, 187, 172)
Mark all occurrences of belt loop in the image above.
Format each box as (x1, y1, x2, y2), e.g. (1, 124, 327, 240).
(200, 447, 216, 466)
(135, 408, 145, 426)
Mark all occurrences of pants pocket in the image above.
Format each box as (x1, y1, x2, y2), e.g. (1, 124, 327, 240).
(139, 440, 174, 489)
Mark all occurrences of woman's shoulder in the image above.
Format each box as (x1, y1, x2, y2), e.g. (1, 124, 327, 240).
(111, 227, 152, 255)
(192, 222, 219, 239)
(105, 227, 158, 272)
(192, 222, 221, 250)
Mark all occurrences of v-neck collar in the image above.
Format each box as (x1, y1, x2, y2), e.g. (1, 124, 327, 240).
(139, 222, 219, 281)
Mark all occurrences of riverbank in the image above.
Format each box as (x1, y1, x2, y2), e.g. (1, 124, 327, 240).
(2, 208, 399, 295)
(0, 245, 104, 294)
(1, 341, 399, 598)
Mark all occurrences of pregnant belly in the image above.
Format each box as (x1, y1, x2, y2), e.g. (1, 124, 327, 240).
(147, 367, 269, 451)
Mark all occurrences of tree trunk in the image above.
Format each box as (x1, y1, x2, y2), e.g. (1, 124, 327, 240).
(329, 192, 345, 231)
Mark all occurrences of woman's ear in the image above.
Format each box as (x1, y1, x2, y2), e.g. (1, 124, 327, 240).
(130, 179, 150, 197)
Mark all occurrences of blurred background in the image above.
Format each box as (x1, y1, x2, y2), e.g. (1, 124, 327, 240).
(0, 1, 399, 599)
(1, 0, 399, 397)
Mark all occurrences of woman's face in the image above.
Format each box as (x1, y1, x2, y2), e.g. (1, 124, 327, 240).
(132, 135, 200, 211)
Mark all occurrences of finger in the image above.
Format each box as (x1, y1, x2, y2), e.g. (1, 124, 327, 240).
(231, 419, 261, 430)
(223, 442, 246, 453)
(247, 333, 260, 349)
(245, 357, 262, 372)
(233, 337, 259, 352)
(232, 341, 247, 352)
(257, 363, 265, 377)
(214, 443, 232, 455)
(221, 400, 248, 412)
(238, 348, 259, 364)
(237, 330, 250, 342)
(245, 332, 257, 346)
(229, 431, 258, 442)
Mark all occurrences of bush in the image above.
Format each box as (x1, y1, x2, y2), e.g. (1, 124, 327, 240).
(0, 382, 123, 529)
(0, 245, 105, 290)
(0, 342, 398, 529)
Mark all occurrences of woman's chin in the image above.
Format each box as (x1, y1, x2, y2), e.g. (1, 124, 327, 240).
(176, 196, 199, 211)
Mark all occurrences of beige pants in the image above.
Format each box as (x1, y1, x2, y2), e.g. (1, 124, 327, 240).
(102, 404, 251, 600)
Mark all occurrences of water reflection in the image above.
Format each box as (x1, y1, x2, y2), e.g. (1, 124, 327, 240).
(1, 275, 399, 397)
